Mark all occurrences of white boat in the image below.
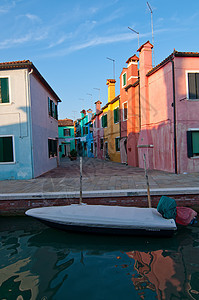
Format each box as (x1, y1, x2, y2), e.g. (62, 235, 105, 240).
(25, 204, 177, 237)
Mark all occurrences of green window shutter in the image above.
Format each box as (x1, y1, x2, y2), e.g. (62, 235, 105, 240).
(192, 131, 199, 155)
(0, 78, 9, 103)
(187, 131, 193, 158)
(114, 108, 119, 123)
(188, 73, 196, 99)
(55, 104, 58, 120)
(123, 73, 126, 86)
(48, 97, 51, 115)
(196, 74, 199, 98)
(104, 115, 107, 127)
(0, 136, 13, 162)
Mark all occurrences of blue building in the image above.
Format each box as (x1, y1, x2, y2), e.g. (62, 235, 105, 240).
(0, 60, 61, 180)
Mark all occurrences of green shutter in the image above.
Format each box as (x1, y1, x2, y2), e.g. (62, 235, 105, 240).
(123, 73, 126, 86)
(114, 108, 119, 123)
(187, 131, 193, 158)
(104, 115, 107, 127)
(0, 78, 9, 103)
(0, 136, 13, 162)
(48, 97, 51, 115)
(196, 74, 199, 99)
(188, 73, 196, 99)
(192, 131, 199, 155)
(55, 104, 58, 120)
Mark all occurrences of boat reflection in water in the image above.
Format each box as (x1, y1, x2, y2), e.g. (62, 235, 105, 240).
(0, 217, 199, 299)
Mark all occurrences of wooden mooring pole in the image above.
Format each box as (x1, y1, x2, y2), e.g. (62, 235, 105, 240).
(80, 156, 83, 204)
(143, 153, 152, 208)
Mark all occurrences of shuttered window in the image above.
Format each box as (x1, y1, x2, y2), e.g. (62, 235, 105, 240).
(187, 131, 199, 157)
(48, 97, 58, 120)
(114, 107, 119, 123)
(188, 73, 199, 99)
(115, 137, 120, 152)
(48, 138, 57, 158)
(0, 78, 10, 103)
(123, 102, 128, 120)
(122, 73, 127, 87)
(0, 136, 14, 162)
(101, 114, 107, 128)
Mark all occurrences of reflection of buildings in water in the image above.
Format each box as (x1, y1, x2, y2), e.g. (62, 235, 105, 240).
(126, 250, 185, 300)
(0, 257, 39, 300)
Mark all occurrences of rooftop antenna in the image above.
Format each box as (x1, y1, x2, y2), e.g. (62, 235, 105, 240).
(147, 1, 155, 67)
(72, 110, 77, 120)
(93, 87, 100, 101)
(128, 27, 139, 49)
(87, 93, 93, 111)
(106, 57, 115, 80)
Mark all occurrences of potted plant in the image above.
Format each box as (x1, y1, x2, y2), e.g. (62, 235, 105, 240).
(69, 149, 77, 161)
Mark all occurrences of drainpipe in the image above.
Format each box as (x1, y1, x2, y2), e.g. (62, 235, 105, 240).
(170, 55, 178, 174)
(27, 68, 34, 178)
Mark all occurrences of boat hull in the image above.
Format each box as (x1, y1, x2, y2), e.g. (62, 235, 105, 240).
(25, 205, 177, 237)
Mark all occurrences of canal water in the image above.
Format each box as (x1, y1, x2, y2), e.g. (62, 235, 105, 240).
(0, 217, 199, 300)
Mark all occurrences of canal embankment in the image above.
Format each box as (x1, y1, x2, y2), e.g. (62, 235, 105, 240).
(1, 158, 199, 215)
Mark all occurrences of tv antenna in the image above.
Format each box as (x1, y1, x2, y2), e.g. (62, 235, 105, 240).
(106, 57, 115, 80)
(147, 1, 155, 66)
(128, 27, 139, 49)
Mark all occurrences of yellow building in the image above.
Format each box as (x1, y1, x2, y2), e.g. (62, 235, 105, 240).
(101, 79, 120, 162)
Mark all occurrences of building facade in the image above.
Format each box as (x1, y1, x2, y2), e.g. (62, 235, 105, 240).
(58, 118, 75, 157)
(0, 60, 61, 180)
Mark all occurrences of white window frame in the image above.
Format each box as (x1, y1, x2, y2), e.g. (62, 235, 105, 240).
(186, 70, 199, 100)
(123, 102, 128, 121)
(0, 135, 15, 164)
(0, 76, 11, 105)
(122, 72, 127, 87)
(187, 128, 199, 158)
(48, 138, 57, 159)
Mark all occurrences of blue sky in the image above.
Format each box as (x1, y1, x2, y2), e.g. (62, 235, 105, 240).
(0, 0, 199, 120)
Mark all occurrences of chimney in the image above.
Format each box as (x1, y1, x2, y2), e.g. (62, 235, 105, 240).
(95, 100, 102, 114)
(126, 54, 139, 85)
(106, 79, 116, 102)
(80, 109, 86, 118)
(87, 109, 93, 121)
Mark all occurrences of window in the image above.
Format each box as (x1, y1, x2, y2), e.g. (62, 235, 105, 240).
(115, 137, 120, 152)
(187, 73, 199, 99)
(83, 126, 88, 135)
(0, 78, 10, 103)
(48, 138, 57, 158)
(101, 114, 107, 128)
(100, 138, 103, 150)
(187, 130, 199, 157)
(122, 73, 127, 87)
(48, 97, 58, 120)
(91, 143, 93, 153)
(114, 107, 119, 123)
(64, 128, 71, 136)
(123, 102, 128, 120)
(0, 136, 14, 163)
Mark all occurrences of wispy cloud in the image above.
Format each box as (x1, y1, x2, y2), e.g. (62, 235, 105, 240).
(24, 13, 41, 22)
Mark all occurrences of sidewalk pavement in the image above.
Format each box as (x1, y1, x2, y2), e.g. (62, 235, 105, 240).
(0, 157, 199, 199)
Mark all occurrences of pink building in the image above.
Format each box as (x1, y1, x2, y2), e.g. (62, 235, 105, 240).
(120, 55, 139, 166)
(137, 41, 199, 173)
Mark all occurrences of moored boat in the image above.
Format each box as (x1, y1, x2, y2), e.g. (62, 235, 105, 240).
(25, 204, 177, 237)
